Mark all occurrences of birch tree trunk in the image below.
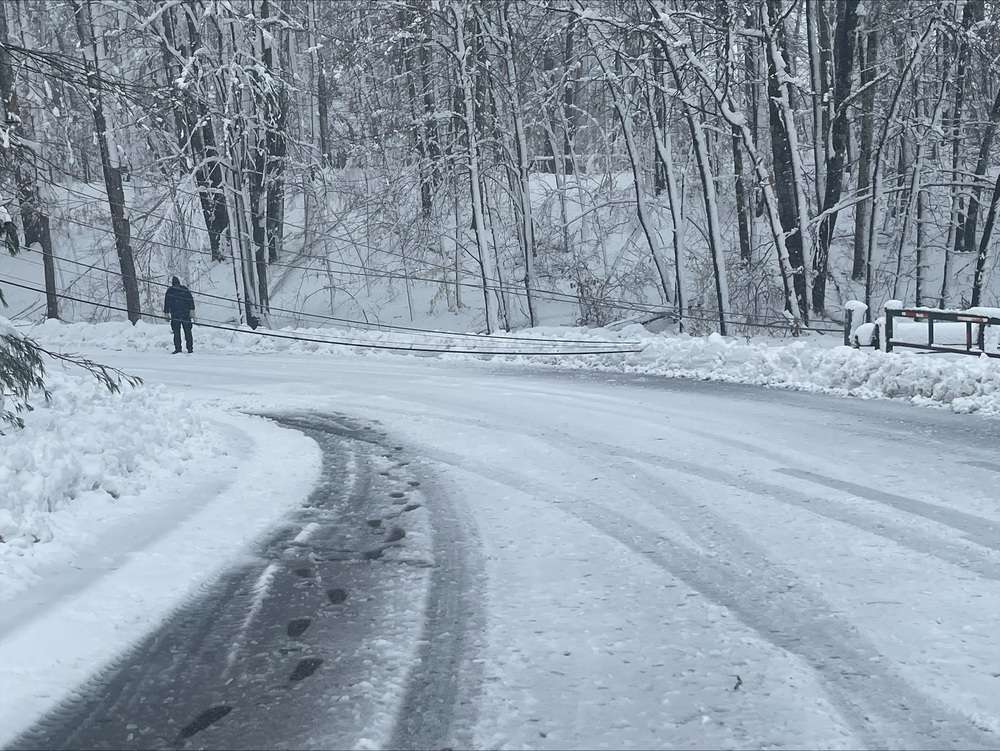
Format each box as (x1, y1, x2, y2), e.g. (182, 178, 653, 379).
(450, 2, 498, 333)
(503, 5, 537, 325)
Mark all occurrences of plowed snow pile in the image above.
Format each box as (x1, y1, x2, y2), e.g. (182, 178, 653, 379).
(0, 338, 224, 601)
(23, 318, 1000, 415)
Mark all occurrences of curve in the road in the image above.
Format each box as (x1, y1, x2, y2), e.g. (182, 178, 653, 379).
(9, 413, 483, 751)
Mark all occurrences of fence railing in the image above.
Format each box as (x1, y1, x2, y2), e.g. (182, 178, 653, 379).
(844, 301, 1000, 358)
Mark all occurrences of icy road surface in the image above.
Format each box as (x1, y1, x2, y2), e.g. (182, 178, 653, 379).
(13, 351, 1000, 749)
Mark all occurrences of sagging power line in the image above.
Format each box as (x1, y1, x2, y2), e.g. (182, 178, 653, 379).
(0, 277, 646, 357)
(13, 246, 645, 347)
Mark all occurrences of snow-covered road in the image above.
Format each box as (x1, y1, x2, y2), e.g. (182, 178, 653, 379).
(13, 350, 1000, 749)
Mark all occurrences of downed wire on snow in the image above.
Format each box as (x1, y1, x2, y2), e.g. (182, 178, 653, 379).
(0, 278, 647, 357)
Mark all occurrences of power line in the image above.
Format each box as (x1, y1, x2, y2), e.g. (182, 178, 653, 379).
(46, 179, 670, 316)
(1, 277, 645, 357)
(31, 207, 841, 334)
(50, 206, 647, 313)
(15, 245, 642, 347)
(39, 181, 839, 333)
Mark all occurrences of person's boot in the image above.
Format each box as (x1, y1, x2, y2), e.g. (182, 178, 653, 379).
(173, 349, 182, 354)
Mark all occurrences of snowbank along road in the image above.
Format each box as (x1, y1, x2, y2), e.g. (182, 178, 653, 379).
(9, 349, 1000, 749)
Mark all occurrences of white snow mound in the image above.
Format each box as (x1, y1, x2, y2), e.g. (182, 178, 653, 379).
(0, 364, 222, 597)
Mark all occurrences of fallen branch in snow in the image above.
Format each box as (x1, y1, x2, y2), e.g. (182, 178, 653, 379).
(0, 330, 48, 431)
(27, 342, 142, 395)
(1, 318, 141, 431)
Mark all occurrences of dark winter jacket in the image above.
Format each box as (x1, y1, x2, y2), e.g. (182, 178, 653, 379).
(164, 282, 195, 322)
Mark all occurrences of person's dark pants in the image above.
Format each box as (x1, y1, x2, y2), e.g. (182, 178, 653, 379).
(171, 319, 193, 353)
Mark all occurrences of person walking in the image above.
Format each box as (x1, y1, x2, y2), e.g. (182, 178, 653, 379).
(163, 276, 196, 353)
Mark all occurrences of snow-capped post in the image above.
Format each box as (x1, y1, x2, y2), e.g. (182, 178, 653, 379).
(843, 300, 868, 347)
(883, 300, 903, 353)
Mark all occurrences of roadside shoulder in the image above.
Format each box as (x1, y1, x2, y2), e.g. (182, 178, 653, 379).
(0, 408, 321, 748)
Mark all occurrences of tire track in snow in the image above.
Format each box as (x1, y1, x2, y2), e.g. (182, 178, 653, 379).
(560, 498, 996, 750)
(419, 446, 997, 750)
(686, 428, 1000, 545)
(607, 438, 1000, 584)
(528, 415, 1000, 586)
(388, 467, 485, 751)
(272, 413, 487, 750)
(375, 400, 1000, 585)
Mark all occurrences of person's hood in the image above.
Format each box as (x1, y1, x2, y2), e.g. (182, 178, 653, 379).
(171, 276, 181, 287)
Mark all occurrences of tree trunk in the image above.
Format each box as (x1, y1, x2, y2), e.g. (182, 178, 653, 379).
(265, 35, 288, 264)
(806, 0, 827, 208)
(865, 19, 937, 315)
(419, 11, 440, 192)
(451, 3, 497, 333)
(645, 74, 687, 328)
(402, 10, 433, 221)
(765, 0, 809, 320)
(563, 16, 577, 175)
(971, 168, 1000, 307)
(497, 2, 537, 326)
(652, 56, 667, 196)
(960, 79, 1000, 256)
(852, 16, 877, 281)
(311, 0, 331, 167)
(162, 2, 229, 261)
(73, 0, 140, 323)
(663, 50, 730, 333)
(665, 18, 803, 325)
(0, 2, 58, 319)
(582, 22, 672, 307)
(185, 1, 229, 261)
(813, 0, 860, 313)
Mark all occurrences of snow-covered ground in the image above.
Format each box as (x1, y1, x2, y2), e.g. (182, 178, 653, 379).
(5, 323, 1000, 748)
